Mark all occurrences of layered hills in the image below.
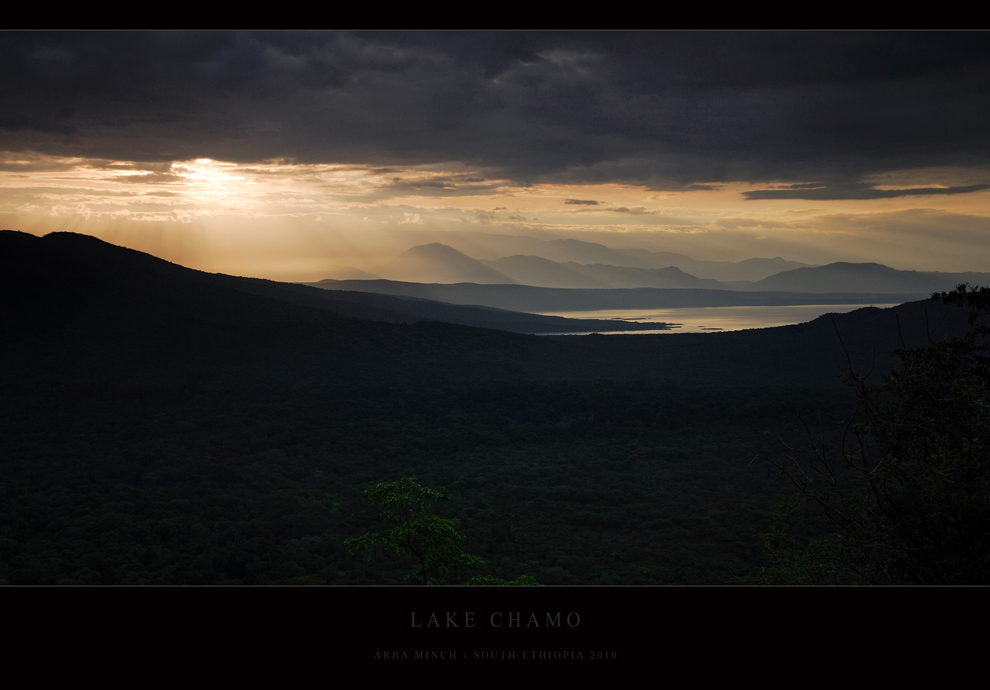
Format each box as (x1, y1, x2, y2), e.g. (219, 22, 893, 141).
(2, 229, 984, 586)
(372, 238, 990, 296)
(386, 243, 733, 289)
(394, 232, 814, 282)
(0, 229, 975, 388)
(486, 255, 727, 290)
(746, 262, 990, 294)
(0, 231, 666, 341)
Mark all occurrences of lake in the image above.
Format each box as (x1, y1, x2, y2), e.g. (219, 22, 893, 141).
(536, 303, 902, 334)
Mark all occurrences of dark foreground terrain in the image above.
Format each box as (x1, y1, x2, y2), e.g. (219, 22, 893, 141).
(0, 231, 972, 584)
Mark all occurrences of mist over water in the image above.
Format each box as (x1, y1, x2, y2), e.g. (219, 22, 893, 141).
(536, 304, 902, 334)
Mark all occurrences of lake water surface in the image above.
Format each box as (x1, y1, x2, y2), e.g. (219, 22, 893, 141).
(538, 303, 902, 334)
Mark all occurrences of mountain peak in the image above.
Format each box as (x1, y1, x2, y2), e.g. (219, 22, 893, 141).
(390, 244, 513, 284)
(400, 243, 474, 260)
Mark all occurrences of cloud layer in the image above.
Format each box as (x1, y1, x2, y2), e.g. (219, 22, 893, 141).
(4, 32, 990, 195)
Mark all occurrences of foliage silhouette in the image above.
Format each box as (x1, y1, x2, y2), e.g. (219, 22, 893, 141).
(760, 285, 990, 584)
(345, 477, 484, 584)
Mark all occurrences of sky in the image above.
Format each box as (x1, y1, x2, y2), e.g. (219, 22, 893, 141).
(3, 31, 990, 280)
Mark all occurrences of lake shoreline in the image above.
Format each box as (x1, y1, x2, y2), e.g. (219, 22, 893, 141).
(533, 303, 902, 335)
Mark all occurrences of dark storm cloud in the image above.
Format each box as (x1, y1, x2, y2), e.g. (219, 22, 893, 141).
(3, 31, 990, 191)
(565, 199, 599, 205)
(376, 172, 505, 197)
(744, 182, 990, 200)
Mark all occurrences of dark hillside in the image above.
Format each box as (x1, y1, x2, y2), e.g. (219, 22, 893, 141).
(1, 230, 409, 327)
(0, 230, 974, 389)
(0, 231, 979, 585)
(0, 230, 669, 336)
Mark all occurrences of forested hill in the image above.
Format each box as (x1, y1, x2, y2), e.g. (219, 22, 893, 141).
(0, 231, 981, 586)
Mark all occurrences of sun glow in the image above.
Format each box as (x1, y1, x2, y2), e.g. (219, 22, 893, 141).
(3, 151, 990, 279)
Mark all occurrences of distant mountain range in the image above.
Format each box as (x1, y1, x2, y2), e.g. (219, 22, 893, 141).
(385, 243, 734, 289)
(485, 255, 729, 290)
(393, 231, 814, 281)
(374, 240, 990, 296)
(745, 262, 990, 294)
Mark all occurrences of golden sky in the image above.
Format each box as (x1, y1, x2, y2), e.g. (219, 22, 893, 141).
(3, 152, 990, 281)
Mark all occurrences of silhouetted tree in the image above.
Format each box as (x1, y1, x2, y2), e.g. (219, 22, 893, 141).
(761, 285, 990, 584)
(345, 477, 483, 584)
